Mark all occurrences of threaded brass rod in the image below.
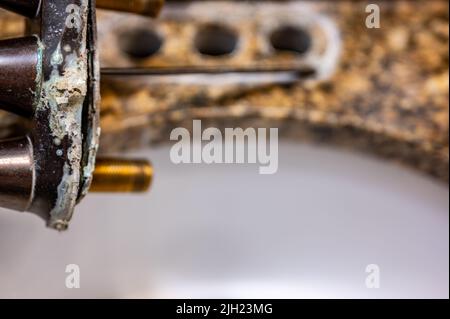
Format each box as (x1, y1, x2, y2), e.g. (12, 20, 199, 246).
(96, 0, 165, 17)
(90, 158, 153, 193)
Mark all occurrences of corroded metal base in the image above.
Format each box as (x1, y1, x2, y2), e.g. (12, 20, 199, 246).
(0, 0, 100, 229)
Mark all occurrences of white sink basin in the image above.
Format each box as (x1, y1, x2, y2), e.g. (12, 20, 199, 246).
(0, 142, 448, 298)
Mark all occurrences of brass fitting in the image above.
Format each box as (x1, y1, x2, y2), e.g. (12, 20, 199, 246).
(90, 158, 153, 193)
(96, 0, 165, 17)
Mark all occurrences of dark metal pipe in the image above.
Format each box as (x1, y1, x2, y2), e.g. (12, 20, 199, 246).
(0, 0, 42, 18)
(0, 136, 34, 212)
(0, 36, 42, 118)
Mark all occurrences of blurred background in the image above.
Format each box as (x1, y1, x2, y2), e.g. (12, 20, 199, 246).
(0, 142, 448, 298)
(0, 0, 448, 299)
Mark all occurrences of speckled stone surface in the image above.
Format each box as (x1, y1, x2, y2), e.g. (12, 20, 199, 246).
(0, 1, 448, 181)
